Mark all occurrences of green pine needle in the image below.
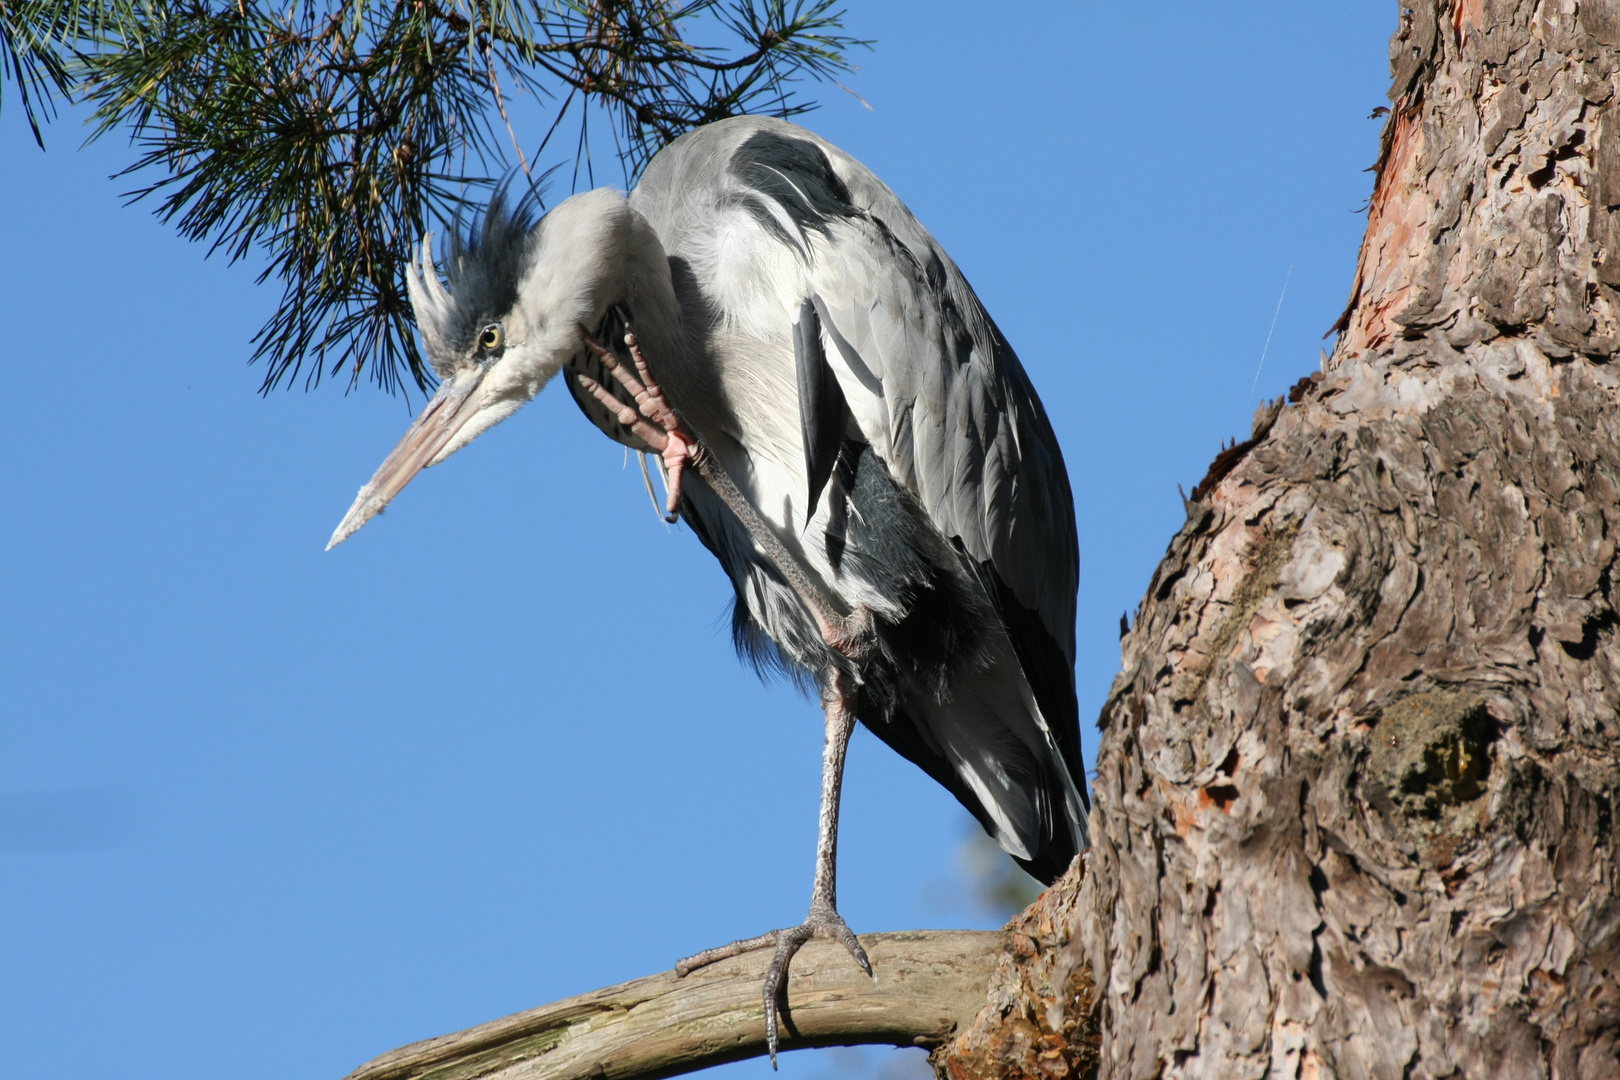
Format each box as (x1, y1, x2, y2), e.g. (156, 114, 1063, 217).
(7, 0, 866, 395)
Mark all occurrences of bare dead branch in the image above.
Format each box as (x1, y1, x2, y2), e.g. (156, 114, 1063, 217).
(341, 930, 1002, 1080)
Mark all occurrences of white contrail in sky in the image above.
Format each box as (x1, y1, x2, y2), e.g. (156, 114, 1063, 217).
(1249, 265, 1294, 406)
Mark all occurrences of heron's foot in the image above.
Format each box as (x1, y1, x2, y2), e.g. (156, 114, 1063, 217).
(575, 328, 696, 518)
(675, 906, 872, 1067)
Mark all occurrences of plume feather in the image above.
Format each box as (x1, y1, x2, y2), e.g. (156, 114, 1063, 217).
(405, 232, 454, 368)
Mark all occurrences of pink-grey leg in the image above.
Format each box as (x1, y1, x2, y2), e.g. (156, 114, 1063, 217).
(673, 668, 872, 1066)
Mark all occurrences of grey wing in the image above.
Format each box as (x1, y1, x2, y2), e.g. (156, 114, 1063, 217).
(628, 115, 1087, 868)
(805, 177, 1085, 795)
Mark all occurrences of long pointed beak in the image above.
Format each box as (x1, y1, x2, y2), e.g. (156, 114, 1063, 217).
(326, 367, 489, 550)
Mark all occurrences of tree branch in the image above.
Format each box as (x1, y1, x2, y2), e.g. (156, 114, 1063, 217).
(341, 930, 1002, 1080)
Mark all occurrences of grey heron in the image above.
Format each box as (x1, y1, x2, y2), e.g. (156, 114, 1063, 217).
(328, 116, 1089, 1062)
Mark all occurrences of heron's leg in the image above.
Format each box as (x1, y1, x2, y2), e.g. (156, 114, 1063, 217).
(578, 325, 877, 1064)
(673, 667, 872, 1067)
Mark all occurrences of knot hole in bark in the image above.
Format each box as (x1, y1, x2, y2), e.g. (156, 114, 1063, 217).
(1361, 691, 1500, 863)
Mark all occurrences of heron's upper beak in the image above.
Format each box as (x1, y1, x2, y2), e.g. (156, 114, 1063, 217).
(326, 366, 490, 550)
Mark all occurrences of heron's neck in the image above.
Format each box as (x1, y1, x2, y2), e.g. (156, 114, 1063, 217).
(606, 215, 688, 390)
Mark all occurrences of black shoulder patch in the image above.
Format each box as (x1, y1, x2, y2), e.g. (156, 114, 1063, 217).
(728, 130, 856, 246)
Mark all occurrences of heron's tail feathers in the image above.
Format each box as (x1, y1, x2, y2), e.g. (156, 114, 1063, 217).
(863, 642, 1089, 888)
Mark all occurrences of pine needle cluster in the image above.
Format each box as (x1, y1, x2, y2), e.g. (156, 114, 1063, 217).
(3, 0, 864, 395)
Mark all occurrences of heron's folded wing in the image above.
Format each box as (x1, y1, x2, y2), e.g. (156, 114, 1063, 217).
(804, 204, 1083, 788)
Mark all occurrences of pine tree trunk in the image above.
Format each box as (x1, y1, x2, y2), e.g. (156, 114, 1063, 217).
(938, 3, 1620, 1077)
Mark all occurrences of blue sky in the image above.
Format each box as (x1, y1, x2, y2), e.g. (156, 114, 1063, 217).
(1, 5, 1391, 1079)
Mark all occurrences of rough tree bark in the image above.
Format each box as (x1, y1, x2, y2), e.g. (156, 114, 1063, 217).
(344, 5, 1620, 1079)
(938, 2, 1620, 1077)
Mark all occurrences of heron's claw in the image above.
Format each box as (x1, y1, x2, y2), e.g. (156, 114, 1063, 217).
(576, 327, 696, 516)
(675, 907, 872, 1068)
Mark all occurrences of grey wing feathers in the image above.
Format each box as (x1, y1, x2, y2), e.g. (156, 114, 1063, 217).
(812, 193, 1078, 661)
(811, 208, 1086, 795)
(796, 134, 1086, 811)
(629, 117, 1088, 871)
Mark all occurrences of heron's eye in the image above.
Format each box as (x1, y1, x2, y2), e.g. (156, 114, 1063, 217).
(478, 324, 503, 351)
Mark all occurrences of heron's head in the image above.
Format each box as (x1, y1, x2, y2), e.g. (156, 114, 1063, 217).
(326, 186, 672, 549)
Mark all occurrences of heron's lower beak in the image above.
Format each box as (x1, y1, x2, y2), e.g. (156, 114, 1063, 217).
(326, 367, 490, 550)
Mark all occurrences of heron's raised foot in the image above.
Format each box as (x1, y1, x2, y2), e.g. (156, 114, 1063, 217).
(575, 327, 695, 521)
(675, 903, 873, 1068)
